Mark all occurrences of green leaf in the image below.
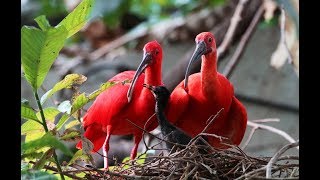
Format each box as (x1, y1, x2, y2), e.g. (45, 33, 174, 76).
(57, 0, 94, 38)
(34, 15, 51, 31)
(70, 93, 88, 114)
(25, 131, 46, 143)
(21, 101, 41, 124)
(136, 153, 147, 165)
(21, 26, 68, 90)
(36, 107, 60, 122)
(60, 130, 80, 141)
(71, 81, 116, 114)
(56, 113, 71, 130)
(22, 132, 73, 156)
(21, 120, 44, 135)
(41, 74, 87, 105)
(65, 120, 80, 129)
(68, 149, 89, 165)
(21, 169, 58, 180)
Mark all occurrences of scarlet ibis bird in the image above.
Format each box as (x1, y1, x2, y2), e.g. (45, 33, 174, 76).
(143, 84, 191, 150)
(76, 41, 163, 168)
(166, 32, 247, 149)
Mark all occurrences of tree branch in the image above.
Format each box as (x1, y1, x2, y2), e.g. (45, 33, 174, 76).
(266, 140, 299, 178)
(222, 4, 264, 78)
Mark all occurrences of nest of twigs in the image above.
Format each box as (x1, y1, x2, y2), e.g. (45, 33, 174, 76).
(80, 137, 299, 180)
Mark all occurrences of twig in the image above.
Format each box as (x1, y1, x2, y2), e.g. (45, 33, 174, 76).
(241, 126, 257, 150)
(217, 0, 249, 57)
(247, 121, 299, 150)
(223, 4, 264, 78)
(266, 140, 299, 178)
(252, 118, 280, 123)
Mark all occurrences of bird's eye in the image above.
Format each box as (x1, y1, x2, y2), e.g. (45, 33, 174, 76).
(155, 50, 159, 55)
(208, 38, 212, 43)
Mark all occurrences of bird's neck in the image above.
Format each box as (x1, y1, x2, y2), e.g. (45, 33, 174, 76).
(155, 101, 172, 134)
(201, 52, 219, 97)
(144, 65, 162, 86)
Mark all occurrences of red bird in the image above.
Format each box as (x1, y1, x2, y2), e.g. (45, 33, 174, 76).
(166, 32, 247, 149)
(76, 41, 163, 168)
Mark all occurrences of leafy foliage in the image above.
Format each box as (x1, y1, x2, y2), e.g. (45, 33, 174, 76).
(41, 74, 87, 105)
(57, 0, 94, 38)
(22, 132, 73, 156)
(21, 25, 68, 90)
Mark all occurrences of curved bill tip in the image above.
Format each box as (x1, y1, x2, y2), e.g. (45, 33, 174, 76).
(184, 41, 206, 89)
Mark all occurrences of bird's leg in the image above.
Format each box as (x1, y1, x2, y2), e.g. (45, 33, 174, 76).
(130, 133, 142, 160)
(103, 126, 112, 169)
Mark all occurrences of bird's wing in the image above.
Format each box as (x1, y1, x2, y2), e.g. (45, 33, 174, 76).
(82, 71, 142, 128)
(165, 83, 190, 125)
(224, 96, 248, 146)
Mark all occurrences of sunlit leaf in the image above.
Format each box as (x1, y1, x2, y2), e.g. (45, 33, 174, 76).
(25, 132, 46, 144)
(34, 15, 51, 31)
(56, 113, 71, 130)
(136, 153, 147, 165)
(41, 74, 87, 105)
(22, 120, 44, 135)
(35, 107, 60, 127)
(57, 0, 94, 38)
(22, 132, 73, 156)
(65, 120, 80, 129)
(21, 25, 68, 90)
(68, 149, 89, 165)
(21, 101, 41, 124)
(60, 130, 80, 141)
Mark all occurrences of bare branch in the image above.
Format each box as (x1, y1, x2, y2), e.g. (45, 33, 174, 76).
(217, 0, 249, 57)
(222, 4, 264, 78)
(266, 140, 299, 178)
(247, 121, 298, 150)
(252, 118, 280, 123)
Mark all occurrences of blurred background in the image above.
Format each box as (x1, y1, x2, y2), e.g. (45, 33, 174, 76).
(21, 0, 299, 168)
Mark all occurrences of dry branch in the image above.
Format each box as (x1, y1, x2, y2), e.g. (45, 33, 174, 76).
(266, 140, 299, 178)
(222, 4, 264, 78)
(247, 121, 298, 150)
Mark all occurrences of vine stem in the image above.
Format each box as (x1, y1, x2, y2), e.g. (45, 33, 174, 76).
(34, 91, 65, 180)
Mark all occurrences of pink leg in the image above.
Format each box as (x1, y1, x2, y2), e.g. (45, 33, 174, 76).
(103, 126, 112, 169)
(130, 134, 142, 160)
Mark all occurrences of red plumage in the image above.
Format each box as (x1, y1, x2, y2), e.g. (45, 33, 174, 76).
(76, 41, 163, 168)
(166, 32, 247, 149)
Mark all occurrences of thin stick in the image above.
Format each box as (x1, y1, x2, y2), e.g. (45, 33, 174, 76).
(252, 118, 280, 123)
(247, 121, 298, 150)
(217, 0, 249, 57)
(241, 126, 257, 150)
(223, 4, 264, 78)
(266, 140, 299, 178)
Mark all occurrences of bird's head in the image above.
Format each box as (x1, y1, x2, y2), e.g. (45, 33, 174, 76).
(143, 84, 170, 106)
(184, 32, 217, 89)
(127, 41, 163, 102)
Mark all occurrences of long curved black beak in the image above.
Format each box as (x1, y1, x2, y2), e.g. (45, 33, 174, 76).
(127, 53, 152, 102)
(184, 41, 207, 89)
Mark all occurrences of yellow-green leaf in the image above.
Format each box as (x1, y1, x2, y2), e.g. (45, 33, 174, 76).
(41, 74, 87, 105)
(57, 0, 94, 38)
